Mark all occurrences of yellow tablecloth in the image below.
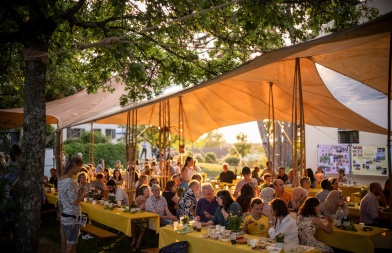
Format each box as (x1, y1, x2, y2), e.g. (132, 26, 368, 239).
(46, 192, 58, 205)
(159, 226, 320, 253)
(80, 202, 160, 237)
(315, 224, 391, 253)
(348, 205, 360, 219)
(351, 192, 361, 203)
(285, 187, 320, 197)
(339, 185, 367, 198)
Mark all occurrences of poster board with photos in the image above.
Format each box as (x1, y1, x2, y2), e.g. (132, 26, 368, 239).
(351, 145, 388, 176)
(317, 144, 350, 174)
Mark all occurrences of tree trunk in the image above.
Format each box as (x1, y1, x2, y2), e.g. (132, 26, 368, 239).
(14, 40, 48, 252)
(257, 120, 293, 170)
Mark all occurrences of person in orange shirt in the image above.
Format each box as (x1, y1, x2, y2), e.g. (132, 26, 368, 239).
(273, 179, 292, 205)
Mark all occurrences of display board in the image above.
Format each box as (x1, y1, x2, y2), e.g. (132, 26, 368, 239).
(351, 145, 388, 176)
(317, 144, 350, 174)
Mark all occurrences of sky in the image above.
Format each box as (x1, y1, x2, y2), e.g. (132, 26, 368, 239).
(163, 86, 263, 144)
(200, 121, 263, 144)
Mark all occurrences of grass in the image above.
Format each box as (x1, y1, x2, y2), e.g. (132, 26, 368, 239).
(198, 162, 238, 179)
(198, 162, 222, 179)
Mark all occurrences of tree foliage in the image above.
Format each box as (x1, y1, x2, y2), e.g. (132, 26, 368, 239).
(199, 130, 226, 147)
(230, 132, 252, 158)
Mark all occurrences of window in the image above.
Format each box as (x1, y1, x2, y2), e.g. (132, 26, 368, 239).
(66, 128, 84, 138)
(105, 129, 116, 139)
(338, 129, 359, 144)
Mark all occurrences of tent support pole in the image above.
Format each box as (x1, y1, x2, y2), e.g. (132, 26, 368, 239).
(292, 58, 305, 187)
(55, 129, 63, 174)
(388, 31, 392, 214)
(268, 82, 276, 172)
(126, 110, 137, 203)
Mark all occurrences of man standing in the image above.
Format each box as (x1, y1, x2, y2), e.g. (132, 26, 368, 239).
(360, 182, 385, 226)
(260, 161, 277, 179)
(196, 183, 219, 222)
(276, 167, 289, 184)
(219, 163, 237, 184)
(106, 180, 129, 206)
(145, 184, 177, 226)
(273, 179, 292, 205)
(140, 138, 148, 160)
(49, 168, 58, 188)
(234, 167, 260, 197)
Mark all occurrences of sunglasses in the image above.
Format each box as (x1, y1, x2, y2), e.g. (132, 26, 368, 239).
(217, 196, 224, 199)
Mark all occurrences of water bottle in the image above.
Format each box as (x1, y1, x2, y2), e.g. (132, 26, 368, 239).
(342, 215, 350, 227)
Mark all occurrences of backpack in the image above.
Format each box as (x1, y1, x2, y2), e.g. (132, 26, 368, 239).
(159, 241, 189, 253)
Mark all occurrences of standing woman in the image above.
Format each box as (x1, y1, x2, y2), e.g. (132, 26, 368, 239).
(181, 156, 194, 183)
(58, 155, 87, 253)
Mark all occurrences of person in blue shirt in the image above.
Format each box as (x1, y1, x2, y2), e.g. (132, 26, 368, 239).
(202, 190, 242, 229)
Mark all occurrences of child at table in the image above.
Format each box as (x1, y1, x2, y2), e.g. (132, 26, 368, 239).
(242, 198, 269, 237)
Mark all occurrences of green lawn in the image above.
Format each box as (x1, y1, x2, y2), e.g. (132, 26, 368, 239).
(198, 162, 238, 179)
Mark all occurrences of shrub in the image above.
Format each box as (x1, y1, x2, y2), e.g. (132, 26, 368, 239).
(195, 154, 204, 163)
(63, 142, 126, 167)
(186, 150, 194, 158)
(204, 152, 217, 163)
(224, 156, 240, 166)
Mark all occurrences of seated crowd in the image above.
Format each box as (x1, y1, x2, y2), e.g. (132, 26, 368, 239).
(50, 155, 390, 253)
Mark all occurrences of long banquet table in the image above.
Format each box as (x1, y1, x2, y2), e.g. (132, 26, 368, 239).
(315, 224, 391, 253)
(46, 192, 58, 205)
(80, 202, 160, 237)
(159, 226, 321, 253)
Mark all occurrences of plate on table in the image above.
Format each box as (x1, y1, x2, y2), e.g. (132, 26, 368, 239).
(199, 233, 209, 238)
(176, 228, 194, 234)
(220, 237, 230, 242)
(296, 245, 315, 252)
(236, 237, 247, 244)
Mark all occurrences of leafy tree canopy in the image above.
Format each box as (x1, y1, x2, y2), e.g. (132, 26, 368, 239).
(0, 0, 378, 108)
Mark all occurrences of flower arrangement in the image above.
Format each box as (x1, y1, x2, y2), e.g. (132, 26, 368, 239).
(177, 187, 185, 197)
(181, 215, 189, 225)
(359, 187, 369, 199)
(275, 233, 285, 243)
(130, 201, 137, 209)
(227, 211, 242, 232)
(108, 195, 116, 204)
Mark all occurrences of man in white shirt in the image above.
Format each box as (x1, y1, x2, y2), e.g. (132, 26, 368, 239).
(106, 180, 129, 206)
